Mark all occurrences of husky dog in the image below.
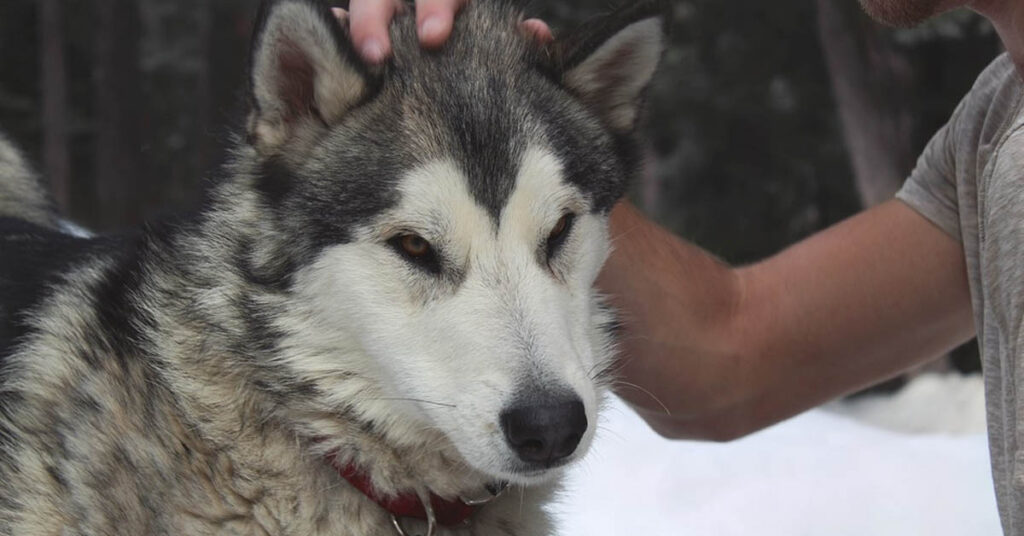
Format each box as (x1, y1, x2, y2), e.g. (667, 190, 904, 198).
(0, 0, 666, 534)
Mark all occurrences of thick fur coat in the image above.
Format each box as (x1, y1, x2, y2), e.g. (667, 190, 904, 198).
(0, 1, 666, 534)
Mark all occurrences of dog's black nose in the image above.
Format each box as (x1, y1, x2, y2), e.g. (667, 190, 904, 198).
(500, 396, 587, 466)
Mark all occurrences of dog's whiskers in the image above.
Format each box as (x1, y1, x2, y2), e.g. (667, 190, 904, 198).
(585, 361, 606, 380)
(373, 397, 457, 409)
(610, 380, 672, 416)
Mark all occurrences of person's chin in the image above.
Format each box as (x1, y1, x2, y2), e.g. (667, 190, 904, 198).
(857, 0, 959, 28)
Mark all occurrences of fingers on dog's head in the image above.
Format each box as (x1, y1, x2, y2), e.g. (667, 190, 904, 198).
(416, 0, 469, 48)
(520, 18, 553, 44)
(347, 0, 404, 63)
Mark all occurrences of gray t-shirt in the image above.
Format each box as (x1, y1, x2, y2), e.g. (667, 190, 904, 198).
(897, 52, 1024, 534)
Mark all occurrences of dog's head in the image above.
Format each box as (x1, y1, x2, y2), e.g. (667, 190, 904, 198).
(243, 0, 666, 483)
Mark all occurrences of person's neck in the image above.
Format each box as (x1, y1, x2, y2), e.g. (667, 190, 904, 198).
(972, 0, 1024, 76)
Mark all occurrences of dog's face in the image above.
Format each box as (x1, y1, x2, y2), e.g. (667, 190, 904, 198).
(244, 0, 665, 483)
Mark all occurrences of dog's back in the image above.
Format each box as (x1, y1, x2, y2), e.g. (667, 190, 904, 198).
(0, 133, 111, 359)
(0, 220, 96, 355)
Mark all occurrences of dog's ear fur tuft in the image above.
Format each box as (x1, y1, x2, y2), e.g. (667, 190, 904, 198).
(553, 1, 668, 134)
(247, 0, 370, 152)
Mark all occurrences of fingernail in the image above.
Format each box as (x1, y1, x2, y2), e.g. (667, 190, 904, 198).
(362, 39, 386, 63)
(419, 16, 445, 41)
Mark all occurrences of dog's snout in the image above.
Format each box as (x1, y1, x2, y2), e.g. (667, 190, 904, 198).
(500, 396, 587, 466)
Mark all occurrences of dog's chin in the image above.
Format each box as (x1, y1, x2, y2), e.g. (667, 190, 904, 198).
(478, 454, 583, 486)
(502, 463, 571, 486)
(452, 432, 598, 486)
(450, 429, 595, 486)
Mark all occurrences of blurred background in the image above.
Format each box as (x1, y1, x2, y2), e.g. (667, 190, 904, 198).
(0, 1, 1005, 532)
(0, 0, 994, 377)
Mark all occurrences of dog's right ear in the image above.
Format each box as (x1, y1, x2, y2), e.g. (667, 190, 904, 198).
(550, 1, 668, 136)
(247, 0, 371, 153)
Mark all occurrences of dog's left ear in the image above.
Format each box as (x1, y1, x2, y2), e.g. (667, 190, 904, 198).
(552, 1, 669, 134)
(247, 0, 372, 153)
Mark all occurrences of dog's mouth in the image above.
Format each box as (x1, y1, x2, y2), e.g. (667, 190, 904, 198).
(512, 466, 563, 481)
(491, 452, 584, 485)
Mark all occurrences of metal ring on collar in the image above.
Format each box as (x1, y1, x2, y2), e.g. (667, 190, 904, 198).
(460, 481, 509, 506)
(390, 489, 437, 536)
(390, 514, 436, 536)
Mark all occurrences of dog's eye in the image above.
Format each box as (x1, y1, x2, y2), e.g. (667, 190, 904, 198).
(400, 234, 430, 257)
(546, 213, 575, 259)
(388, 233, 441, 274)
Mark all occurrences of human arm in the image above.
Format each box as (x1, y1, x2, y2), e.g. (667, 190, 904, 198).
(600, 199, 974, 441)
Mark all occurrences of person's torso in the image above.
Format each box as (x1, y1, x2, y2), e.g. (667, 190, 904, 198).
(953, 53, 1024, 534)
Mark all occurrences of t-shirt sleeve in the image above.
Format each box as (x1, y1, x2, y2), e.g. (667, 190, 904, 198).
(896, 119, 962, 241)
(895, 52, 1020, 243)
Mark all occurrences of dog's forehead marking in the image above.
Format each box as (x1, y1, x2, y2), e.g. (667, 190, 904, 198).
(501, 146, 573, 241)
(396, 159, 494, 243)
(420, 75, 524, 222)
(395, 146, 571, 244)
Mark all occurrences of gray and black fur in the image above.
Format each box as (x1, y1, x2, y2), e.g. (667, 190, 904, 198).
(0, 0, 667, 534)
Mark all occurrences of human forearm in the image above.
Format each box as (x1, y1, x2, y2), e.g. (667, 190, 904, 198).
(597, 202, 749, 438)
(600, 200, 975, 440)
(726, 199, 974, 435)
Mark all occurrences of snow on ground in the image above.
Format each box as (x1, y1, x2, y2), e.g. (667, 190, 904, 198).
(555, 374, 1000, 535)
(828, 373, 986, 435)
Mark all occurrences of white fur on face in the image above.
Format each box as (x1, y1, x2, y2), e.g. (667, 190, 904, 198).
(286, 146, 612, 483)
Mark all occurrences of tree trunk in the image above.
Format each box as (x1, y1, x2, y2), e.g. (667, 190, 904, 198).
(94, 0, 143, 229)
(39, 0, 70, 215)
(195, 2, 213, 184)
(815, 0, 914, 208)
(817, 1, 955, 380)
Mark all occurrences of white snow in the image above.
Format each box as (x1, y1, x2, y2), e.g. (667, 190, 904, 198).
(828, 373, 986, 435)
(555, 374, 1000, 535)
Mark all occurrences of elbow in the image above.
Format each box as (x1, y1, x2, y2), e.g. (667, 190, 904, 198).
(701, 421, 755, 443)
(645, 412, 758, 443)
(646, 418, 688, 440)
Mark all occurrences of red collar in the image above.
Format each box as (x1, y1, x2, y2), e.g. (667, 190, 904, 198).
(329, 455, 480, 528)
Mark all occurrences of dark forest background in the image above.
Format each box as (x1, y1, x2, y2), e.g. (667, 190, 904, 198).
(0, 0, 1000, 374)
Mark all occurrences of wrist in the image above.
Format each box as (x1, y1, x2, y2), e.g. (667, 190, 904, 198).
(599, 201, 751, 423)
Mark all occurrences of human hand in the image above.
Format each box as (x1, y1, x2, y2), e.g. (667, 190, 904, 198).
(334, 1, 553, 64)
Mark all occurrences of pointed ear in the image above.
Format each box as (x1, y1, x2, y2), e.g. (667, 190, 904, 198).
(553, 1, 668, 134)
(247, 0, 371, 152)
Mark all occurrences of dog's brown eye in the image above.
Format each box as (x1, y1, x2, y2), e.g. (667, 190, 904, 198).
(546, 213, 575, 260)
(400, 234, 431, 257)
(388, 233, 442, 274)
(549, 214, 572, 242)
